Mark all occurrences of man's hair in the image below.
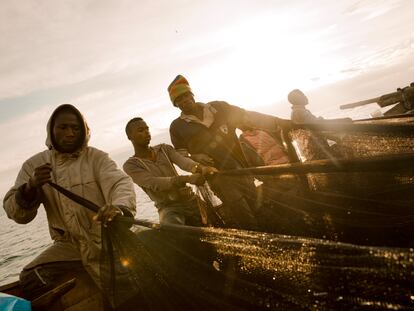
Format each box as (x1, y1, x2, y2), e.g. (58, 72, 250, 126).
(287, 89, 308, 106)
(125, 117, 144, 137)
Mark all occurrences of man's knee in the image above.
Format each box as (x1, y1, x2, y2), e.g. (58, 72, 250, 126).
(159, 210, 186, 225)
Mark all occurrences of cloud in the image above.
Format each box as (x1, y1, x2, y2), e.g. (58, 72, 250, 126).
(0, 105, 55, 197)
(343, 0, 403, 18)
(0, 1, 166, 97)
(0, 0, 267, 99)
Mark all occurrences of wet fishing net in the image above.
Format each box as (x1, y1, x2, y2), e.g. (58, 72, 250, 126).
(100, 116, 414, 310)
(219, 117, 414, 247)
(101, 221, 414, 310)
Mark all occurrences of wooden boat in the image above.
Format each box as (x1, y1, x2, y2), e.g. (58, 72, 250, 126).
(1, 222, 413, 311)
(339, 82, 414, 115)
(1, 114, 413, 310)
(0, 269, 105, 310)
(240, 113, 414, 247)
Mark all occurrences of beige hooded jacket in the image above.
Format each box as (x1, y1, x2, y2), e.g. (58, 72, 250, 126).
(3, 104, 136, 283)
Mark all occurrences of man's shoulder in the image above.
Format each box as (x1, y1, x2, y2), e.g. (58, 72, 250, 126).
(24, 150, 52, 166)
(157, 143, 173, 150)
(208, 100, 228, 106)
(169, 117, 189, 135)
(208, 100, 231, 108)
(291, 107, 318, 123)
(170, 117, 185, 128)
(122, 156, 136, 170)
(122, 155, 145, 172)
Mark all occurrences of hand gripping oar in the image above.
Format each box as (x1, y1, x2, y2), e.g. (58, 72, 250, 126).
(47, 181, 209, 233)
(47, 181, 159, 229)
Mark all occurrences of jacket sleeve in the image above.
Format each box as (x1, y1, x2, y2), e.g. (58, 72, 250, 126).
(95, 151, 136, 217)
(213, 101, 287, 132)
(164, 145, 197, 172)
(3, 160, 41, 224)
(244, 110, 291, 132)
(123, 159, 177, 192)
(211, 101, 246, 127)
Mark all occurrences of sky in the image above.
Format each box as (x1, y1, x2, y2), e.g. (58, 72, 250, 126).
(0, 0, 414, 197)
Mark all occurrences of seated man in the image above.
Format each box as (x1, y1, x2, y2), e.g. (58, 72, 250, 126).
(3, 104, 136, 302)
(238, 126, 298, 211)
(288, 89, 352, 124)
(123, 117, 216, 226)
(167, 75, 289, 230)
(239, 126, 290, 167)
(288, 89, 354, 160)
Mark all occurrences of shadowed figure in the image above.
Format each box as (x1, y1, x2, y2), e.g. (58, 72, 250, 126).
(168, 75, 291, 230)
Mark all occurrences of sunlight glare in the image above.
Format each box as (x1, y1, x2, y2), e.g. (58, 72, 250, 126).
(196, 13, 348, 110)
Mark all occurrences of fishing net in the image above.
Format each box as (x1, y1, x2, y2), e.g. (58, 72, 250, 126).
(217, 118, 414, 247)
(226, 169, 414, 247)
(100, 221, 414, 310)
(55, 116, 410, 310)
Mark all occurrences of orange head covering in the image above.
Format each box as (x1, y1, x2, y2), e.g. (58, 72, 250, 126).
(168, 75, 193, 105)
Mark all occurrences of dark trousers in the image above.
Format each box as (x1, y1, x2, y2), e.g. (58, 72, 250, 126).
(208, 175, 258, 230)
(158, 198, 202, 227)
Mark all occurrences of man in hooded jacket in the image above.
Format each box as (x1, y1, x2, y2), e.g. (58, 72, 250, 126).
(3, 104, 136, 303)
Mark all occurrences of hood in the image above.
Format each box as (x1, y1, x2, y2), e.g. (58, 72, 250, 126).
(45, 104, 90, 152)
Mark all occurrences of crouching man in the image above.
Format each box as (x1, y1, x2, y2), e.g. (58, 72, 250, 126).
(2, 104, 136, 305)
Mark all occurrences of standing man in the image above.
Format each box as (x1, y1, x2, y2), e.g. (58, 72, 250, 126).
(167, 75, 286, 230)
(3, 104, 136, 303)
(123, 117, 216, 226)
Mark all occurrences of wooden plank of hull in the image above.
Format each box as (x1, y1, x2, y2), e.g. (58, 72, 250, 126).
(0, 280, 21, 297)
(0, 270, 105, 311)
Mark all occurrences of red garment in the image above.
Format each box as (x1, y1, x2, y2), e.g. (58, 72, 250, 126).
(240, 130, 289, 165)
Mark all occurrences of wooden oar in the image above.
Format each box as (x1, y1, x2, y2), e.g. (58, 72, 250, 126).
(216, 154, 414, 176)
(291, 122, 414, 133)
(340, 97, 381, 110)
(31, 278, 76, 311)
(47, 182, 212, 232)
(47, 181, 160, 229)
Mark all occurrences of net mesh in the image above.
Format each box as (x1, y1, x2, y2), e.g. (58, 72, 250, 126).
(99, 118, 414, 310)
(101, 222, 414, 310)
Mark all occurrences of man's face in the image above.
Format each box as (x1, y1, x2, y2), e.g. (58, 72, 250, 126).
(290, 91, 308, 106)
(174, 92, 196, 114)
(129, 120, 151, 147)
(53, 111, 83, 153)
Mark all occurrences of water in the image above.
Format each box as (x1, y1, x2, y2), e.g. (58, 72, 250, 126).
(0, 207, 50, 285)
(0, 188, 158, 286)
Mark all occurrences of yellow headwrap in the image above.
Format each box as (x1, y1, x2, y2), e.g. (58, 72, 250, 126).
(168, 75, 193, 104)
